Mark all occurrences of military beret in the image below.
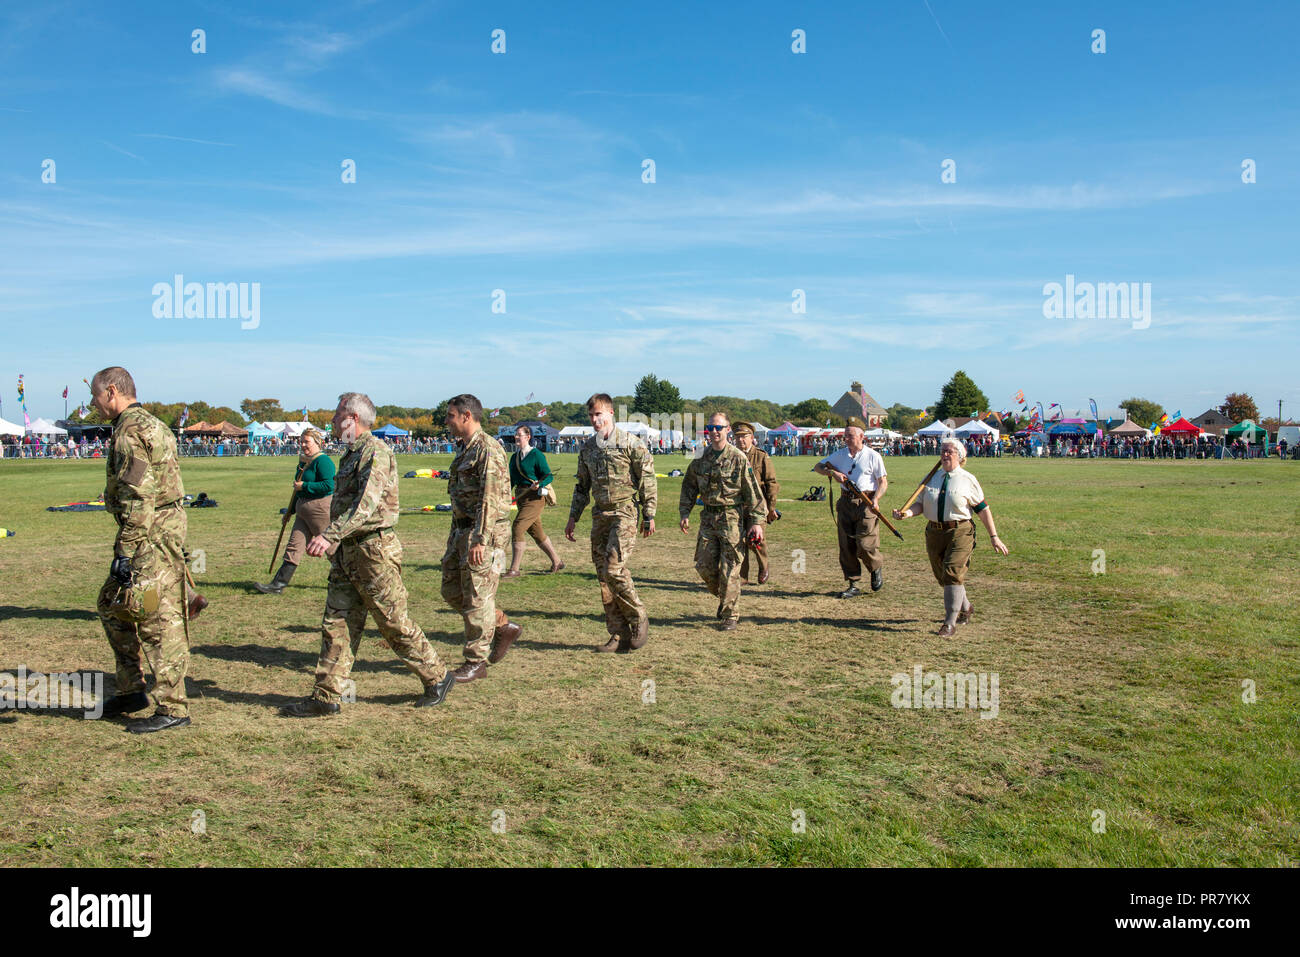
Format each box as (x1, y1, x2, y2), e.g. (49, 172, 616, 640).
(844, 416, 867, 431)
(732, 421, 754, 435)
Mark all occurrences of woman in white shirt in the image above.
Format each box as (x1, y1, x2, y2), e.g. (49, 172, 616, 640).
(893, 438, 1009, 636)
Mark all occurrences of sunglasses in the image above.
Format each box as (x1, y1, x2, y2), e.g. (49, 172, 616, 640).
(703, 425, 727, 432)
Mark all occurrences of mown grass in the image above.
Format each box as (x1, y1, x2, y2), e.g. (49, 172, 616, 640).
(0, 452, 1296, 866)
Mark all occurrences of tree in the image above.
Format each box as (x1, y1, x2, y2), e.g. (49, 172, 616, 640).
(932, 371, 989, 421)
(785, 398, 832, 426)
(1218, 392, 1259, 424)
(885, 402, 923, 431)
(1119, 397, 1164, 428)
(632, 374, 682, 417)
(240, 398, 286, 424)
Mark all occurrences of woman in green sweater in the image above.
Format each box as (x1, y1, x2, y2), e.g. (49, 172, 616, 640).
(255, 427, 336, 594)
(504, 425, 564, 577)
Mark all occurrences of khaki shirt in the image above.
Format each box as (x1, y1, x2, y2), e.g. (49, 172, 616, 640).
(105, 403, 185, 557)
(679, 443, 768, 521)
(744, 445, 778, 515)
(448, 429, 511, 547)
(917, 466, 987, 522)
(570, 427, 658, 521)
(322, 433, 400, 543)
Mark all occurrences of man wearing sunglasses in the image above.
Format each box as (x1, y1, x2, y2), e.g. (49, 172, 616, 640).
(679, 413, 768, 631)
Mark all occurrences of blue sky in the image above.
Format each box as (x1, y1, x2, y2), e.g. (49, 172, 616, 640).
(3, 0, 1298, 423)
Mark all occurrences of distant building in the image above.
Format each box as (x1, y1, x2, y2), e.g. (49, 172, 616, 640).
(1191, 409, 1232, 436)
(831, 381, 887, 427)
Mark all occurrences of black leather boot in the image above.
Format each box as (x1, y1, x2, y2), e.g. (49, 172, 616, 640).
(254, 562, 297, 594)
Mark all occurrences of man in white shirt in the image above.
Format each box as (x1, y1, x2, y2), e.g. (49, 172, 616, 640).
(813, 417, 889, 598)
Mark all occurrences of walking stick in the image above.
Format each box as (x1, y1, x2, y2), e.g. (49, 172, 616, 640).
(269, 463, 304, 573)
(899, 459, 943, 514)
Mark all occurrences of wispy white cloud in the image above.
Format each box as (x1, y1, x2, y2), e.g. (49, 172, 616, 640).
(136, 133, 236, 148)
(102, 141, 145, 162)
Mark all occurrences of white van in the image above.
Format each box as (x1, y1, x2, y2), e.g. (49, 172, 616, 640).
(1276, 425, 1300, 449)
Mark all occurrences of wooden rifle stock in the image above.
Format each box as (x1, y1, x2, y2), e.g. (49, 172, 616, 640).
(900, 459, 943, 514)
(836, 479, 904, 541)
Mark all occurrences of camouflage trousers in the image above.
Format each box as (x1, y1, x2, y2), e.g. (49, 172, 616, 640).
(441, 519, 510, 664)
(739, 510, 769, 582)
(694, 506, 744, 622)
(314, 528, 446, 703)
(591, 504, 647, 638)
(96, 506, 191, 717)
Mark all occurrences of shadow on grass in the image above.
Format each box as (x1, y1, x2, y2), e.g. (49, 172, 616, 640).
(0, 605, 99, 621)
(191, 642, 415, 676)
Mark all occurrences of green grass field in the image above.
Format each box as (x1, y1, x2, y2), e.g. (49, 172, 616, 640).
(1, 452, 1296, 866)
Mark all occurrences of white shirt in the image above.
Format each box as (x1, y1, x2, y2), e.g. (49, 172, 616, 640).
(918, 466, 986, 522)
(819, 445, 887, 493)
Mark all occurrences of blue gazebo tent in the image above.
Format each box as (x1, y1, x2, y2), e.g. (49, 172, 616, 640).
(372, 423, 410, 438)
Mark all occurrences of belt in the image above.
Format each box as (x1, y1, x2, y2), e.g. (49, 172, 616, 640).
(348, 526, 393, 542)
(701, 503, 740, 512)
(928, 519, 970, 531)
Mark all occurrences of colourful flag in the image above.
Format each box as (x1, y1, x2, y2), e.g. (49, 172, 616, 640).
(1014, 390, 1025, 405)
(179, 405, 190, 428)
(62, 386, 68, 399)
(537, 407, 548, 418)
(17, 375, 25, 407)
(525, 392, 535, 402)
(302, 406, 309, 421)
(489, 408, 501, 418)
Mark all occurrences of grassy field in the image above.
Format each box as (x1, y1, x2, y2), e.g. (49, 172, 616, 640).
(1, 451, 1296, 866)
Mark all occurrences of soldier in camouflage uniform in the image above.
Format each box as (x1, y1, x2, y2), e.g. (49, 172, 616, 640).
(679, 413, 767, 631)
(734, 422, 779, 585)
(564, 393, 658, 652)
(441, 394, 522, 683)
(90, 366, 200, 733)
(282, 392, 455, 716)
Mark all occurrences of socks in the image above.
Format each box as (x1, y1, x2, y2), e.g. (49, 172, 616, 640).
(943, 585, 961, 629)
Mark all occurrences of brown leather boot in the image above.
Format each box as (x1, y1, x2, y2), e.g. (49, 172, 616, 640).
(453, 661, 487, 683)
(187, 593, 209, 619)
(628, 617, 649, 650)
(489, 619, 522, 664)
(596, 635, 622, 653)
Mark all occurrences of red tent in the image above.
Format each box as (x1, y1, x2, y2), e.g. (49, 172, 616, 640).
(1159, 417, 1201, 436)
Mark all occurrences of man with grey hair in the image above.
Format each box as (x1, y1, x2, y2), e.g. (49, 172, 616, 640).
(814, 416, 889, 598)
(281, 392, 455, 715)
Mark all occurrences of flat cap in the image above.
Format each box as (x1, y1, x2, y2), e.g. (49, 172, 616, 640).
(732, 421, 754, 435)
(844, 416, 867, 431)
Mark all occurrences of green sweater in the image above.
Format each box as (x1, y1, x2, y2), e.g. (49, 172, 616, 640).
(296, 453, 336, 501)
(508, 447, 553, 491)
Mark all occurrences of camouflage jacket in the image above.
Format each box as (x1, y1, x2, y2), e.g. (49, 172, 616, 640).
(679, 443, 768, 521)
(744, 445, 779, 516)
(322, 433, 400, 544)
(569, 428, 658, 522)
(448, 428, 511, 547)
(105, 403, 185, 557)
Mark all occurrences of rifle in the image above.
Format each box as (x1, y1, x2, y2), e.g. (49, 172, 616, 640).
(833, 478, 904, 541)
(269, 463, 304, 573)
(899, 459, 943, 514)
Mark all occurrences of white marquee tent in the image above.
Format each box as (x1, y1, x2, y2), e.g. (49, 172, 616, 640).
(25, 417, 68, 436)
(954, 420, 999, 437)
(0, 417, 24, 437)
(915, 420, 955, 437)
